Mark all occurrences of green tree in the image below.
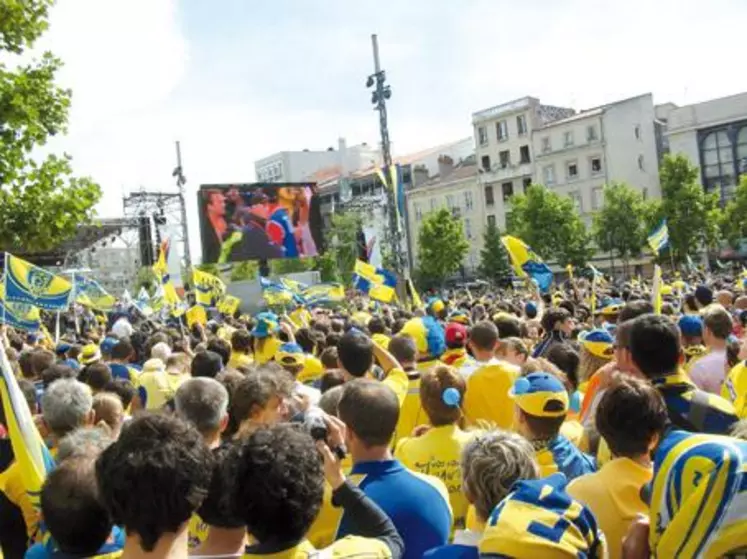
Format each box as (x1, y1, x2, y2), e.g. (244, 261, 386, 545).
(314, 251, 339, 282)
(653, 154, 722, 262)
(134, 266, 157, 294)
(0, 1, 102, 253)
(328, 212, 363, 283)
(195, 262, 220, 275)
(478, 220, 510, 281)
(592, 183, 647, 273)
(721, 175, 747, 249)
(417, 208, 469, 287)
(270, 257, 314, 276)
(507, 185, 593, 266)
(230, 261, 259, 282)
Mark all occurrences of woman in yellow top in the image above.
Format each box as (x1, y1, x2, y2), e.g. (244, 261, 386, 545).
(395, 364, 475, 530)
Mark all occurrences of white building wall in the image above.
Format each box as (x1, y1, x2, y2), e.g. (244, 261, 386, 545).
(602, 94, 661, 199)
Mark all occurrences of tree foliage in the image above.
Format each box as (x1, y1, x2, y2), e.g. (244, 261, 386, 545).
(327, 212, 363, 284)
(651, 154, 722, 261)
(314, 251, 339, 282)
(0, 1, 102, 253)
(230, 261, 259, 282)
(417, 208, 469, 286)
(270, 257, 314, 276)
(478, 220, 510, 281)
(721, 175, 747, 249)
(507, 185, 593, 266)
(134, 266, 157, 294)
(592, 182, 648, 263)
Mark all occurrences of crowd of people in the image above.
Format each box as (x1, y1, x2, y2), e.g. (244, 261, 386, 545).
(2, 268, 747, 558)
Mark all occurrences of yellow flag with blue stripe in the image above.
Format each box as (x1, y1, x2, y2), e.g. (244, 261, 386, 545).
(192, 267, 225, 306)
(153, 241, 180, 306)
(352, 260, 397, 303)
(4, 253, 71, 310)
(647, 220, 669, 255)
(500, 236, 554, 293)
(0, 344, 55, 532)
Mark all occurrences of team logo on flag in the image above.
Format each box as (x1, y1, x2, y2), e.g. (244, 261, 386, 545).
(27, 268, 55, 297)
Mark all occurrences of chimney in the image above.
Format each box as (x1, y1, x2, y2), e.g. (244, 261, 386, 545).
(438, 155, 454, 178)
(338, 137, 348, 175)
(413, 165, 429, 187)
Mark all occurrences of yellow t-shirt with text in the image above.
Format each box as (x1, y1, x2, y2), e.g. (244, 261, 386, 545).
(395, 424, 477, 530)
(392, 375, 425, 447)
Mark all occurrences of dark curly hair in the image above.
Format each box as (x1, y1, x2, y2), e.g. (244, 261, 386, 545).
(197, 443, 244, 529)
(95, 413, 214, 552)
(227, 423, 324, 543)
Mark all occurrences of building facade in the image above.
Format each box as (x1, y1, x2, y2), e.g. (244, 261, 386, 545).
(254, 138, 381, 183)
(84, 246, 141, 295)
(472, 97, 575, 229)
(532, 94, 662, 225)
(666, 92, 747, 203)
(407, 157, 483, 275)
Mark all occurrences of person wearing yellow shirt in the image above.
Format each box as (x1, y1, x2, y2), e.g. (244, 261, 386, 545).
(251, 312, 283, 365)
(369, 317, 391, 351)
(388, 335, 425, 447)
(424, 430, 539, 558)
(229, 329, 254, 369)
(294, 327, 325, 385)
(462, 321, 520, 429)
(722, 335, 747, 417)
(132, 358, 174, 412)
(228, 420, 403, 559)
(440, 323, 471, 369)
(395, 365, 475, 530)
(567, 376, 667, 559)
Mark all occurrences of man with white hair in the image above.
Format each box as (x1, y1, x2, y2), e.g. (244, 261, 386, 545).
(174, 377, 229, 450)
(150, 341, 172, 363)
(1, 379, 94, 544)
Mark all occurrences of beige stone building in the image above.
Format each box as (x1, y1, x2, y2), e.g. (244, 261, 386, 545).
(406, 157, 483, 274)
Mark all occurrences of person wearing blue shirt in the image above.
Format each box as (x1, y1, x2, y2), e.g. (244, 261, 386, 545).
(333, 379, 452, 559)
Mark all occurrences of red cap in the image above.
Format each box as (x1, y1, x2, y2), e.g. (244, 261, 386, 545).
(445, 322, 468, 345)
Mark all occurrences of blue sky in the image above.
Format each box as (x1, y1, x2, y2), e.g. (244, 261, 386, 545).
(31, 0, 747, 258)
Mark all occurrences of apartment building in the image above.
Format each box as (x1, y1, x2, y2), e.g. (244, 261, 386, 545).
(532, 93, 662, 223)
(473, 97, 575, 229)
(666, 91, 747, 203)
(407, 157, 482, 274)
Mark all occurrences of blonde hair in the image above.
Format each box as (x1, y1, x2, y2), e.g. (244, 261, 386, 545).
(579, 348, 610, 383)
(461, 430, 539, 521)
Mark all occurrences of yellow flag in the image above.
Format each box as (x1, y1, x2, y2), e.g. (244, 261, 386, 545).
(652, 265, 663, 314)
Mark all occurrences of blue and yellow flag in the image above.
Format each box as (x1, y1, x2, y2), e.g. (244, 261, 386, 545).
(192, 267, 225, 307)
(0, 282, 41, 331)
(302, 283, 345, 305)
(647, 220, 669, 255)
(0, 345, 55, 533)
(352, 260, 397, 303)
(4, 253, 71, 310)
(152, 241, 180, 306)
(405, 278, 423, 310)
(500, 236, 554, 293)
(73, 274, 115, 311)
(259, 277, 300, 307)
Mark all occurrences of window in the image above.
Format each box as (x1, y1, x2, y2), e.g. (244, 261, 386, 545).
(590, 157, 602, 175)
(499, 150, 511, 168)
(484, 185, 495, 206)
(638, 155, 645, 171)
(564, 131, 574, 147)
(430, 197, 438, 212)
(523, 177, 532, 192)
(414, 202, 422, 221)
(487, 215, 496, 228)
(519, 145, 531, 164)
(592, 187, 604, 210)
(587, 125, 598, 142)
(517, 114, 528, 136)
(569, 191, 583, 212)
(541, 137, 551, 153)
(567, 161, 578, 180)
(481, 155, 491, 172)
(702, 129, 737, 199)
(497, 120, 508, 141)
(464, 218, 473, 239)
(464, 191, 474, 211)
(478, 126, 488, 146)
(543, 164, 556, 185)
(446, 194, 455, 210)
(502, 181, 514, 201)
(634, 125, 641, 140)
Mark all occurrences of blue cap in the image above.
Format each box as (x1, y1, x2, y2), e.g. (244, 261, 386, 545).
(678, 315, 703, 338)
(55, 343, 72, 355)
(509, 372, 569, 417)
(100, 337, 119, 355)
(525, 301, 538, 318)
(251, 312, 280, 339)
